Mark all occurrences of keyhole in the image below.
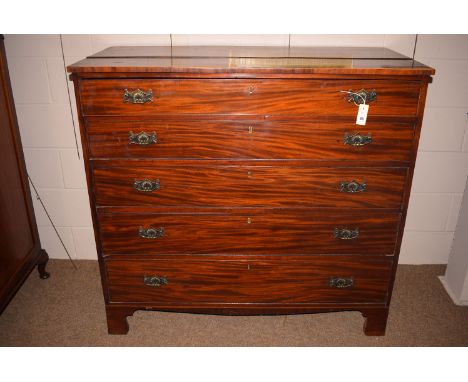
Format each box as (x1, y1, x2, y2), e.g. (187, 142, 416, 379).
(248, 126, 253, 134)
(247, 217, 252, 224)
(247, 170, 253, 178)
(247, 85, 255, 94)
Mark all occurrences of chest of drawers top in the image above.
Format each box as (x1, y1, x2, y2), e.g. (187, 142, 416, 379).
(68, 45, 434, 76)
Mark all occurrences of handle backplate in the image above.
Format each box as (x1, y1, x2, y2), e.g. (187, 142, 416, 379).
(329, 277, 354, 289)
(123, 88, 153, 104)
(340, 180, 366, 193)
(134, 179, 160, 192)
(346, 89, 377, 105)
(334, 228, 359, 240)
(129, 131, 157, 145)
(344, 132, 372, 146)
(139, 226, 165, 239)
(143, 275, 168, 287)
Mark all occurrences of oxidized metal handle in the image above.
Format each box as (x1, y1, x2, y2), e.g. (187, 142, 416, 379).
(344, 132, 372, 146)
(123, 88, 153, 104)
(329, 277, 354, 289)
(129, 131, 157, 145)
(143, 275, 168, 287)
(139, 226, 165, 239)
(340, 180, 366, 193)
(334, 228, 359, 240)
(346, 89, 377, 105)
(134, 179, 160, 192)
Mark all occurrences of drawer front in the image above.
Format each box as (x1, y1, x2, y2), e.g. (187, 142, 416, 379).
(87, 119, 415, 161)
(105, 256, 392, 304)
(94, 165, 407, 209)
(80, 79, 420, 116)
(98, 211, 401, 255)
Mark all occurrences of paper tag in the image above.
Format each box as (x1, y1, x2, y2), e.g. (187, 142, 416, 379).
(356, 104, 369, 125)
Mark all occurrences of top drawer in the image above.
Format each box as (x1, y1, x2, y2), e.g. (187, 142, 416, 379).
(79, 79, 421, 117)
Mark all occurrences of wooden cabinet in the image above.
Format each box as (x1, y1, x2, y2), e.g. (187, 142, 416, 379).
(68, 46, 434, 335)
(0, 36, 49, 314)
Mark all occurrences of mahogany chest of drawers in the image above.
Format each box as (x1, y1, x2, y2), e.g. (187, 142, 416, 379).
(68, 46, 434, 335)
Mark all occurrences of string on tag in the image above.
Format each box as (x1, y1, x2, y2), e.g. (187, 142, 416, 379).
(340, 90, 369, 125)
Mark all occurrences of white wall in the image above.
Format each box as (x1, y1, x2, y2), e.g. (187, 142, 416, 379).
(441, 177, 468, 305)
(401, 35, 468, 263)
(4, 34, 468, 264)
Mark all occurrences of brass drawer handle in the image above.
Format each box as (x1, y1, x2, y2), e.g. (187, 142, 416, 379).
(340, 180, 366, 193)
(346, 89, 377, 105)
(344, 132, 372, 146)
(334, 228, 359, 240)
(329, 277, 354, 289)
(123, 88, 153, 104)
(129, 131, 157, 145)
(143, 275, 168, 287)
(134, 179, 160, 192)
(139, 226, 165, 239)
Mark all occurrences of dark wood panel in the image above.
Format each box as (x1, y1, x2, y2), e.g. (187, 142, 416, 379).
(87, 119, 415, 161)
(80, 79, 421, 117)
(105, 255, 392, 304)
(0, 62, 35, 280)
(93, 165, 408, 209)
(0, 36, 49, 313)
(98, 211, 401, 255)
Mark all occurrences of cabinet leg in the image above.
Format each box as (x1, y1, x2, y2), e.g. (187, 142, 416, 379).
(105, 305, 137, 335)
(37, 249, 50, 279)
(361, 307, 389, 336)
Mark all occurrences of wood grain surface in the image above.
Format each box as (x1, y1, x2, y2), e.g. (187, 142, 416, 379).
(97, 210, 401, 255)
(86, 119, 415, 161)
(93, 165, 408, 208)
(105, 255, 392, 304)
(80, 79, 421, 116)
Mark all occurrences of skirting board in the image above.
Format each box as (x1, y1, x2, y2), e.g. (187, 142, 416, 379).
(438, 276, 468, 306)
